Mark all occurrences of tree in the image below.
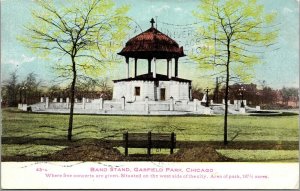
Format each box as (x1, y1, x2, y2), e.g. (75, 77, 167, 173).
(191, 0, 278, 144)
(21, 72, 42, 104)
(19, 0, 130, 140)
(281, 87, 299, 106)
(2, 71, 20, 107)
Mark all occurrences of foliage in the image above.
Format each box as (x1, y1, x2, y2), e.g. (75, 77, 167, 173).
(18, 0, 130, 140)
(191, 0, 278, 80)
(191, 0, 278, 144)
(18, 0, 130, 79)
(281, 87, 299, 104)
(1, 71, 19, 106)
(1, 71, 43, 106)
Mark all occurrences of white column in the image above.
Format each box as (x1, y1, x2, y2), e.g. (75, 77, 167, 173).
(193, 99, 198, 112)
(82, 97, 86, 109)
(53, 98, 57, 103)
(170, 97, 174, 111)
(40, 97, 44, 103)
(66, 98, 70, 109)
(145, 97, 149, 112)
(121, 96, 125, 110)
(170, 58, 173, 79)
(45, 97, 49, 109)
(100, 98, 103, 110)
(60, 98, 63, 103)
(256, 106, 260, 111)
(153, 57, 156, 78)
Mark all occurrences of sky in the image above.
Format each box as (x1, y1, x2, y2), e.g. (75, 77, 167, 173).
(1, 0, 299, 89)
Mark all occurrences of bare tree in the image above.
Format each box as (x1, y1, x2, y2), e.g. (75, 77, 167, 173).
(2, 71, 19, 107)
(19, 0, 130, 140)
(191, 0, 278, 144)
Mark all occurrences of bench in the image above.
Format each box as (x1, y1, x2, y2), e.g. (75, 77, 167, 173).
(123, 131, 176, 156)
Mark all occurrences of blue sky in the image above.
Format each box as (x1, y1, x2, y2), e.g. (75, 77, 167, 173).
(1, 0, 299, 89)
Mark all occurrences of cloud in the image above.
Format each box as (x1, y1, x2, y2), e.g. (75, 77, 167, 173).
(7, 54, 36, 67)
(174, 7, 183, 12)
(150, 5, 170, 14)
(283, 7, 293, 14)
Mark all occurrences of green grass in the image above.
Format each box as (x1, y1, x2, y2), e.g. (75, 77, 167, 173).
(217, 150, 299, 162)
(2, 108, 299, 142)
(1, 108, 299, 161)
(2, 144, 66, 157)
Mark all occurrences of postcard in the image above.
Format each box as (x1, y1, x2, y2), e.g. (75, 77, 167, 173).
(1, 0, 299, 189)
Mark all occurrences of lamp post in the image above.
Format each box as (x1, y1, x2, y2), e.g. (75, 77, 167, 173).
(205, 87, 210, 107)
(239, 86, 245, 108)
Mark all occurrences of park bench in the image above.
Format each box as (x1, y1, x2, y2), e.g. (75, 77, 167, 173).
(123, 131, 176, 156)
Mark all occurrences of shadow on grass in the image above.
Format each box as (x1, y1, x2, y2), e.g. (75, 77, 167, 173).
(2, 137, 298, 150)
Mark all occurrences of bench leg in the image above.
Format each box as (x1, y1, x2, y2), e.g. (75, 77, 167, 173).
(147, 131, 151, 156)
(124, 132, 128, 156)
(170, 132, 175, 154)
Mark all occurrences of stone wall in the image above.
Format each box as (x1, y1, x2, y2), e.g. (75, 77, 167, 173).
(30, 97, 207, 113)
(113, 80, 190, 101)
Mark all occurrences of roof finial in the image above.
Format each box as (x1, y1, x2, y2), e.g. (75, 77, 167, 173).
(150, 18, 155, 28)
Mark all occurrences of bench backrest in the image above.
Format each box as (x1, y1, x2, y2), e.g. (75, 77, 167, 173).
(123, 132, 176, 148)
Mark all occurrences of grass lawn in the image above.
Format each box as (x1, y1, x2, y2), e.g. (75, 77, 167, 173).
(1, 108, 299, 161)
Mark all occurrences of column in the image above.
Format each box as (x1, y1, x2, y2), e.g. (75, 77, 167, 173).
(167, 59, 170, 78)
(45, 97, 49, 109)
(148, 58, 151, 74)
(66, 97, 69, 109)
(145, 97, 149, 112)
(60, 98, 63, 103)
(153, 57, 156, 78)
(82, 97, 86, 109)
(121, 96, 125, 110)
(126, 57, 129, 78)
(170, 97, 174, 111)
(193, 99, 198, 111)
(169, 58, 173, 79)
(175, 58, 178, 77)
(134, 58, 137, 77)
(40, 97, 44, 103)
(99, 98, 103, 110)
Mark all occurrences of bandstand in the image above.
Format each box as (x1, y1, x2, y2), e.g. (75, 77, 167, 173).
(112, 18, 192, 102)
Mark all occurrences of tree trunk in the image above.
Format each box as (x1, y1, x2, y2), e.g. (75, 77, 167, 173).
(224, 42, 230, 145)
(68, 56, 77, 141)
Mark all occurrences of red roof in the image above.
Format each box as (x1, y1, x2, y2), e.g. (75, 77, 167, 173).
(118, 27, 185, 59)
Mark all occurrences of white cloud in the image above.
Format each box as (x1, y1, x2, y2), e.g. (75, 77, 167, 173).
(174, 7, 183, 12)
(283, 7, 293, 14)
(150, 5, 170, 14)
(21, 54, 35, 63)
(7, 54, 36, 67)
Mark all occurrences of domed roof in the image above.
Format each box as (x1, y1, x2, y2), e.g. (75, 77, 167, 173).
(118, 24, 185, 59)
